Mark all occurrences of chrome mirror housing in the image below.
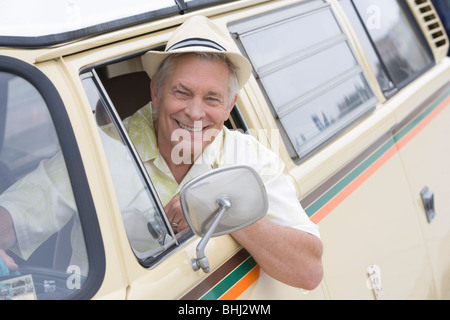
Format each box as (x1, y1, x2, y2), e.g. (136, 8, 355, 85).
(180, 165, 268, 273)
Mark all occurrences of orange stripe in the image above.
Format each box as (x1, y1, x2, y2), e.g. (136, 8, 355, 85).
(396, 95, 450, 151)
(219, 265, 261, 300)
(310, 95, 450, 225)
(310, 145, 397, 224)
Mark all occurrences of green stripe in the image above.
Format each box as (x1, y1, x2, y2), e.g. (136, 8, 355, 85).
(305, 137, 395, 217)
(200, 256, 257, 300)
(305, 88, 449, 217)
(393, 89, 449, 143)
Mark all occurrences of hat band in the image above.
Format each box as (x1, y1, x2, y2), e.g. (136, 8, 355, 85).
(167, 37, 226, 52)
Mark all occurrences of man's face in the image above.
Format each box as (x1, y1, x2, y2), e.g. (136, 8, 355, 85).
(152, 54, 236, 164)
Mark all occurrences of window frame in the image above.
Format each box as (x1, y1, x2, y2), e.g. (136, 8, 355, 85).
(343, 0, 435, 94)
(79, 48, 252, 270)
(229, 1, 378, 162)
(80, 62, 195, 269)
(0, 55, 105, 300)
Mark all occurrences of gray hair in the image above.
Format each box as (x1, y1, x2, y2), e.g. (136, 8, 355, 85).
(152, 52, 239, 109)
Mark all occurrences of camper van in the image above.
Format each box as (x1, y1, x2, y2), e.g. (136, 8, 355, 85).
(0, 0, 449, 300)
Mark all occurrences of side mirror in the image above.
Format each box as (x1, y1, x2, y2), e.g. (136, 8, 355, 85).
(180, 165, 268, 273)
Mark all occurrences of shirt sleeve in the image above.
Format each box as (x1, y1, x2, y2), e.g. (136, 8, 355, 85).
(221, 129, 320, 238)
(0, 152, 76, 260)
(264, 170, 320, 238)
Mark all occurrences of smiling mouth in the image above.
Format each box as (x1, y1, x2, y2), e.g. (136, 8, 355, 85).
(177, 121, 204, 132)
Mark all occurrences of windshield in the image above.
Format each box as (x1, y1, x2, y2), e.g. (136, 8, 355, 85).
(0, 0, 236, 48)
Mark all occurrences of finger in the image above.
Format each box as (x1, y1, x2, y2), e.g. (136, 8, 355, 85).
(164, 195, 190, 233)
(177, 214, 188, 229)
(0, 248, 18, 271)
(165, 196, 183, 221)
(164, 196, 181, 220)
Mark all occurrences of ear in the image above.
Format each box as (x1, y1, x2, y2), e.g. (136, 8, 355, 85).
(150, 80, 159, 109)
(224, 94, 238, 120)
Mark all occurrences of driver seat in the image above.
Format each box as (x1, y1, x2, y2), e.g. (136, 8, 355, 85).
(101, 71, 151, 119)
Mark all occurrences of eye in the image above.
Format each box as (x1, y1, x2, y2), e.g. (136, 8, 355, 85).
(205, 96, 222, 106)
(174, 89, 189, 99)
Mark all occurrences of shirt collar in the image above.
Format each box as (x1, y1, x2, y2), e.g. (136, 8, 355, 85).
(173, 130, 225, 194)
(127, 101, 226, 177)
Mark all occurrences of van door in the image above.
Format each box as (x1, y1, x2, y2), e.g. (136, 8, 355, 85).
(393, 83, 450, 299)
(345, 0, 450, 299)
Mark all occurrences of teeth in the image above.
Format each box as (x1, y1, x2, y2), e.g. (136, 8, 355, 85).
(178, 121, 203, 132)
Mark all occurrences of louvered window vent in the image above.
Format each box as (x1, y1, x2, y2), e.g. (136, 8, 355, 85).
(408, 0, 449, 61)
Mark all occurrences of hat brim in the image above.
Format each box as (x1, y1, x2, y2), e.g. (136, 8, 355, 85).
(142, 47, 252, 89)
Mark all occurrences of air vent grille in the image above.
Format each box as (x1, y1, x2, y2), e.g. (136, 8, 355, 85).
(407, 0, 449, 62)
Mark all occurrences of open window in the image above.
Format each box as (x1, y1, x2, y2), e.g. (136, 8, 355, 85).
(80, 47, 252, 268)
(81, 67, 185, 268)
(92, 55, 249, 131)
(81, 52, 209, 269)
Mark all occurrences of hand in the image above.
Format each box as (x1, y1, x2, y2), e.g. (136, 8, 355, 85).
(0, 206, 17, 250)
(164, 195, 188, 233)
(0, 248, 18, 273)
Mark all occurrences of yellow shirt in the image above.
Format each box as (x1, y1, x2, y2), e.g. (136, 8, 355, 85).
(123, 103, 319, 235)
(0, 102, 319, 275)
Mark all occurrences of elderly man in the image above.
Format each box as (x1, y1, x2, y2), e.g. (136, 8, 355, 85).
(140, 16, 323, 289)
(0, 16, 322, 290)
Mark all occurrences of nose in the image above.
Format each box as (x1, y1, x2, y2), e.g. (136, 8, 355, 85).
(184, 98, 206, 121)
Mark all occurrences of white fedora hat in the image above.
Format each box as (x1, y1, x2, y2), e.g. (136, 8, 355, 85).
(142, 15, 252, 89)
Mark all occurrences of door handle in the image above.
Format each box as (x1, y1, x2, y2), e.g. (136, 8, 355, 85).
(420, 186, 436, 223)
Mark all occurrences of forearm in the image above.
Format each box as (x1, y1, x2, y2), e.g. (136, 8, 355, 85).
(231, 218, 323, 290)
(0, 206, 16, 249)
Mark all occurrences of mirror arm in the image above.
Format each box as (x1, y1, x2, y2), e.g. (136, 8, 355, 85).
(191, 196, 232, 273)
